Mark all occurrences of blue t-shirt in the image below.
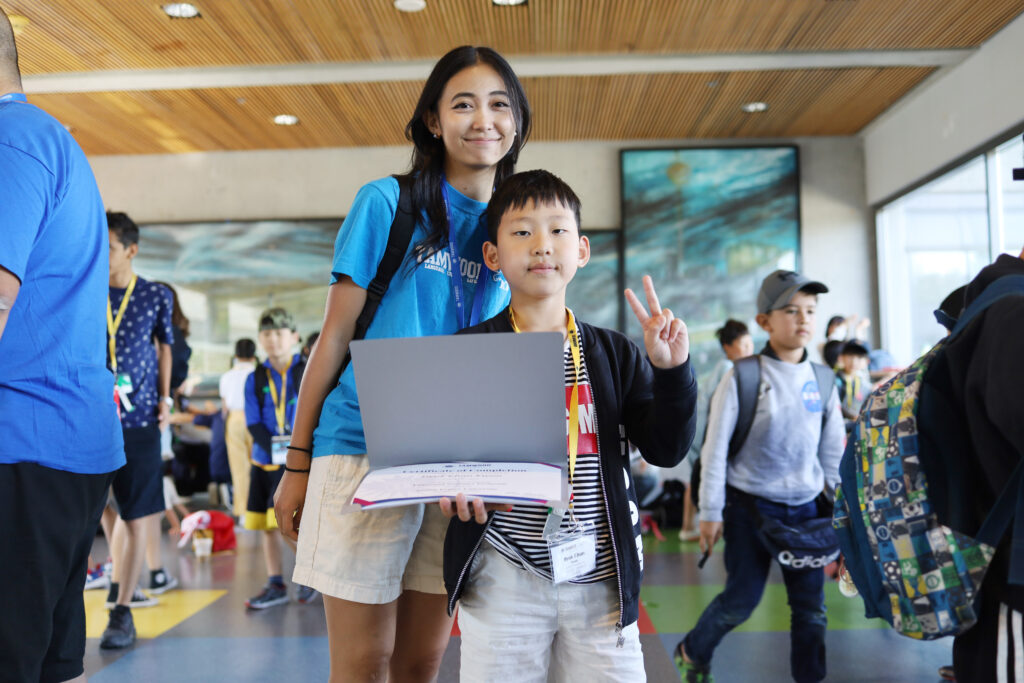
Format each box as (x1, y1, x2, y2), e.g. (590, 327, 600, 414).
(245, 354, 302, 467)
(0, 93, 125, 474)
(312, 176, 510, 457)
(108, 276, 175, 429)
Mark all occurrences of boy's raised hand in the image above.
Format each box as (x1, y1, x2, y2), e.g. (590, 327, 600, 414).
(624, 275, 689, 369)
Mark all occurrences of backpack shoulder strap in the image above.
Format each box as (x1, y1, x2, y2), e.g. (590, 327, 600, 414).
(290, 358, 306, 390)
(810, 361, 837, 430)
(253, 364, 269, 412)
(728, 356, 761, 459)
(949, 275, 1024, 340)
(333, 174, 417, 383)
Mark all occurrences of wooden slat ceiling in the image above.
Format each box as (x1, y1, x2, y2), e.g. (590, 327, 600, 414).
(8, 0, 1024, 72)
(30, 68, 933, 155)
(5, 0, 1023, 154)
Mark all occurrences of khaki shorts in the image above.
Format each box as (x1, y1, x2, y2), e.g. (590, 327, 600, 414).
(292, 453, 448, 604)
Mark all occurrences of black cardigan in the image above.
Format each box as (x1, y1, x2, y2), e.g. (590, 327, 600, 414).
(442, 308, 698, 629)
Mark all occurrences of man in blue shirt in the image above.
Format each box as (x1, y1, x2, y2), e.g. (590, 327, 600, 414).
(102, 211, 176, 649)
(0, 11, 125, 681)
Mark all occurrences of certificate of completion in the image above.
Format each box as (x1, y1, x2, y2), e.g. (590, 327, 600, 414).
(350, 461, 563, 510)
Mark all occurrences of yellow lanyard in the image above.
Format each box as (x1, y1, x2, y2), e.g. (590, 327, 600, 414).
(265, 363, 290, 434)
(106, 275, 137, 374)
(509, 307, 583, 505)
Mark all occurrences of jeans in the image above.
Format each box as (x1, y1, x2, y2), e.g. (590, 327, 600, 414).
(683, 489, 827, 683)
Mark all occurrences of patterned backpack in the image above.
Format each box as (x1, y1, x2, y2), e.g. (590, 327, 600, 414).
(832, 275, 1024, 639)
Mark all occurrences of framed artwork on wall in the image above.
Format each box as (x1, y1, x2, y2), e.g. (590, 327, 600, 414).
(620, 146, 801, 379)
(566, 228, 623, 332)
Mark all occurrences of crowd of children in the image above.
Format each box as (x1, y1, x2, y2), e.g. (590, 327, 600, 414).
(8, 18, 1020, 682)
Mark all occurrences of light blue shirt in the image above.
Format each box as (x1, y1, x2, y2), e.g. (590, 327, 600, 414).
(312, 177, 510, 457)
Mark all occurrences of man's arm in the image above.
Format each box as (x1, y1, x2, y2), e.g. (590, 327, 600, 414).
(157, 342, 172, 429)
(0, 265, 20, 341)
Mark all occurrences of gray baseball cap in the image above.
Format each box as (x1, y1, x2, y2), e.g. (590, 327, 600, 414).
(757, 270, 829, 314)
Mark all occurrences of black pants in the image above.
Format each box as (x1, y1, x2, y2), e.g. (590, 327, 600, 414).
(955, 587, 1023, 682)
(0, 462, 114, 683)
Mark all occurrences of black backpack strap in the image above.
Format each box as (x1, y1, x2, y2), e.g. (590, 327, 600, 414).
(728, 356, 761, 459)
(810, 361, 837, 430)
(333, 174, 417, 384)
(253, 364, 268, 413)
(290, 358, 307, 390)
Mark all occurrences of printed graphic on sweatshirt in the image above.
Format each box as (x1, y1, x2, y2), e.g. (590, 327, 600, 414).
(801, 380, 823, 413)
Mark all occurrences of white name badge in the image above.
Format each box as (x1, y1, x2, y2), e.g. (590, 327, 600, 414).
(547, 522, 597, 584)
(271, 436, 290, 466)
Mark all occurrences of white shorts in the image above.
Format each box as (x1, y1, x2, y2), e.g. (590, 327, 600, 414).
(458, 544, 646, 683)
(292, 454, 448, 604)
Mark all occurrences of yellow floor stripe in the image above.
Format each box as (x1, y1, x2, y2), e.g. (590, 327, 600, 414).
(85, 589, 227, 639)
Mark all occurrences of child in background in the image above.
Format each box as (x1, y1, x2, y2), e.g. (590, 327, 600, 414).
(441, 170, 697, 681)
(679, 319, 754, 541)
(835, 340, 871, 429)
(243, 308, 317, 609)
(677, 270, 845, 683)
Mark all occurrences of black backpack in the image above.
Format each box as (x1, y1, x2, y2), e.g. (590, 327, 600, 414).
(332, 174, 416, 383)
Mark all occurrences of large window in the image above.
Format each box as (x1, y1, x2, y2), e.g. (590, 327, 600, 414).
(877, 132, 1024, 365)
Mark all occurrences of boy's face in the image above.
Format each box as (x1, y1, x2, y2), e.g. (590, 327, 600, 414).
(257, 327, 299, 359)
(482, 199, 590, 304)
(756, 291, 817, 352)
(838, 353, 868, 374)
(108, 230, 137, 275)
(723, 333, 754, 362)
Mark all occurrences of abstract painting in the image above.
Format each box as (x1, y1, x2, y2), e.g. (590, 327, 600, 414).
(621, 146, 800, 379)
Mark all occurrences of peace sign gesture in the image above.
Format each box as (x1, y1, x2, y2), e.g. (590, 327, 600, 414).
(624, 275, 689, 369)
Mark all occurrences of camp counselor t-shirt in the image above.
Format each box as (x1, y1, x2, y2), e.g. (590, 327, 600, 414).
(312, 176, 510, 457)
(0, 93, 124, 474)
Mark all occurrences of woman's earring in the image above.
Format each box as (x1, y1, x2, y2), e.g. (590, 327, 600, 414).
(432, 133, 439, 139)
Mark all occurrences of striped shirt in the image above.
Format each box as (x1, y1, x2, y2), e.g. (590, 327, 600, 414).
(486, 334, 616, 584)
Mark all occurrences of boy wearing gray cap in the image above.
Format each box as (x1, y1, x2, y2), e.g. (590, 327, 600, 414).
(674, 270, 845, 683)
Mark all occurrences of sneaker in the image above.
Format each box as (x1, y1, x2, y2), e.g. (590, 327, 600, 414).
(296, 584, 319, 604)
(246, 582, 289, 610)
(148, 569, 179, 595)
(99, 607, 136, 649)
(84, 564, 110, 590)
(105, 584, 159, 609)
(678, 528, 701, 542)
(673, 641, 713, 683)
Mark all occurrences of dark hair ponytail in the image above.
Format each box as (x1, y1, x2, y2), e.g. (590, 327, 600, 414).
(400, 46, 531, 259)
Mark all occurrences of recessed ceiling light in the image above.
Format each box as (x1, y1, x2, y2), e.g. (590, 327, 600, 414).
(741, 101, 769, 113)
(394, 0, 426, 12)
(492, 0, 527, 5)
(162, 3, 201, 19)
(273, 114, 299, 126)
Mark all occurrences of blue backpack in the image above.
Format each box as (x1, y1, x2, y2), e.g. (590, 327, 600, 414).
(832, 275, 1024, 639)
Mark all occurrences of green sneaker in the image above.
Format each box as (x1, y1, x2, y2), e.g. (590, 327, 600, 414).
(673, 641, 713, 683)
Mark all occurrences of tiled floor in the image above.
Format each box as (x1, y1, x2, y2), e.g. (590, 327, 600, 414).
(84, 508, 952, 682)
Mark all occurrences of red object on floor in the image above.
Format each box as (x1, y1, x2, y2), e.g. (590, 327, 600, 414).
(637, 601, 656, 634)
(640, 513, 666, 542)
